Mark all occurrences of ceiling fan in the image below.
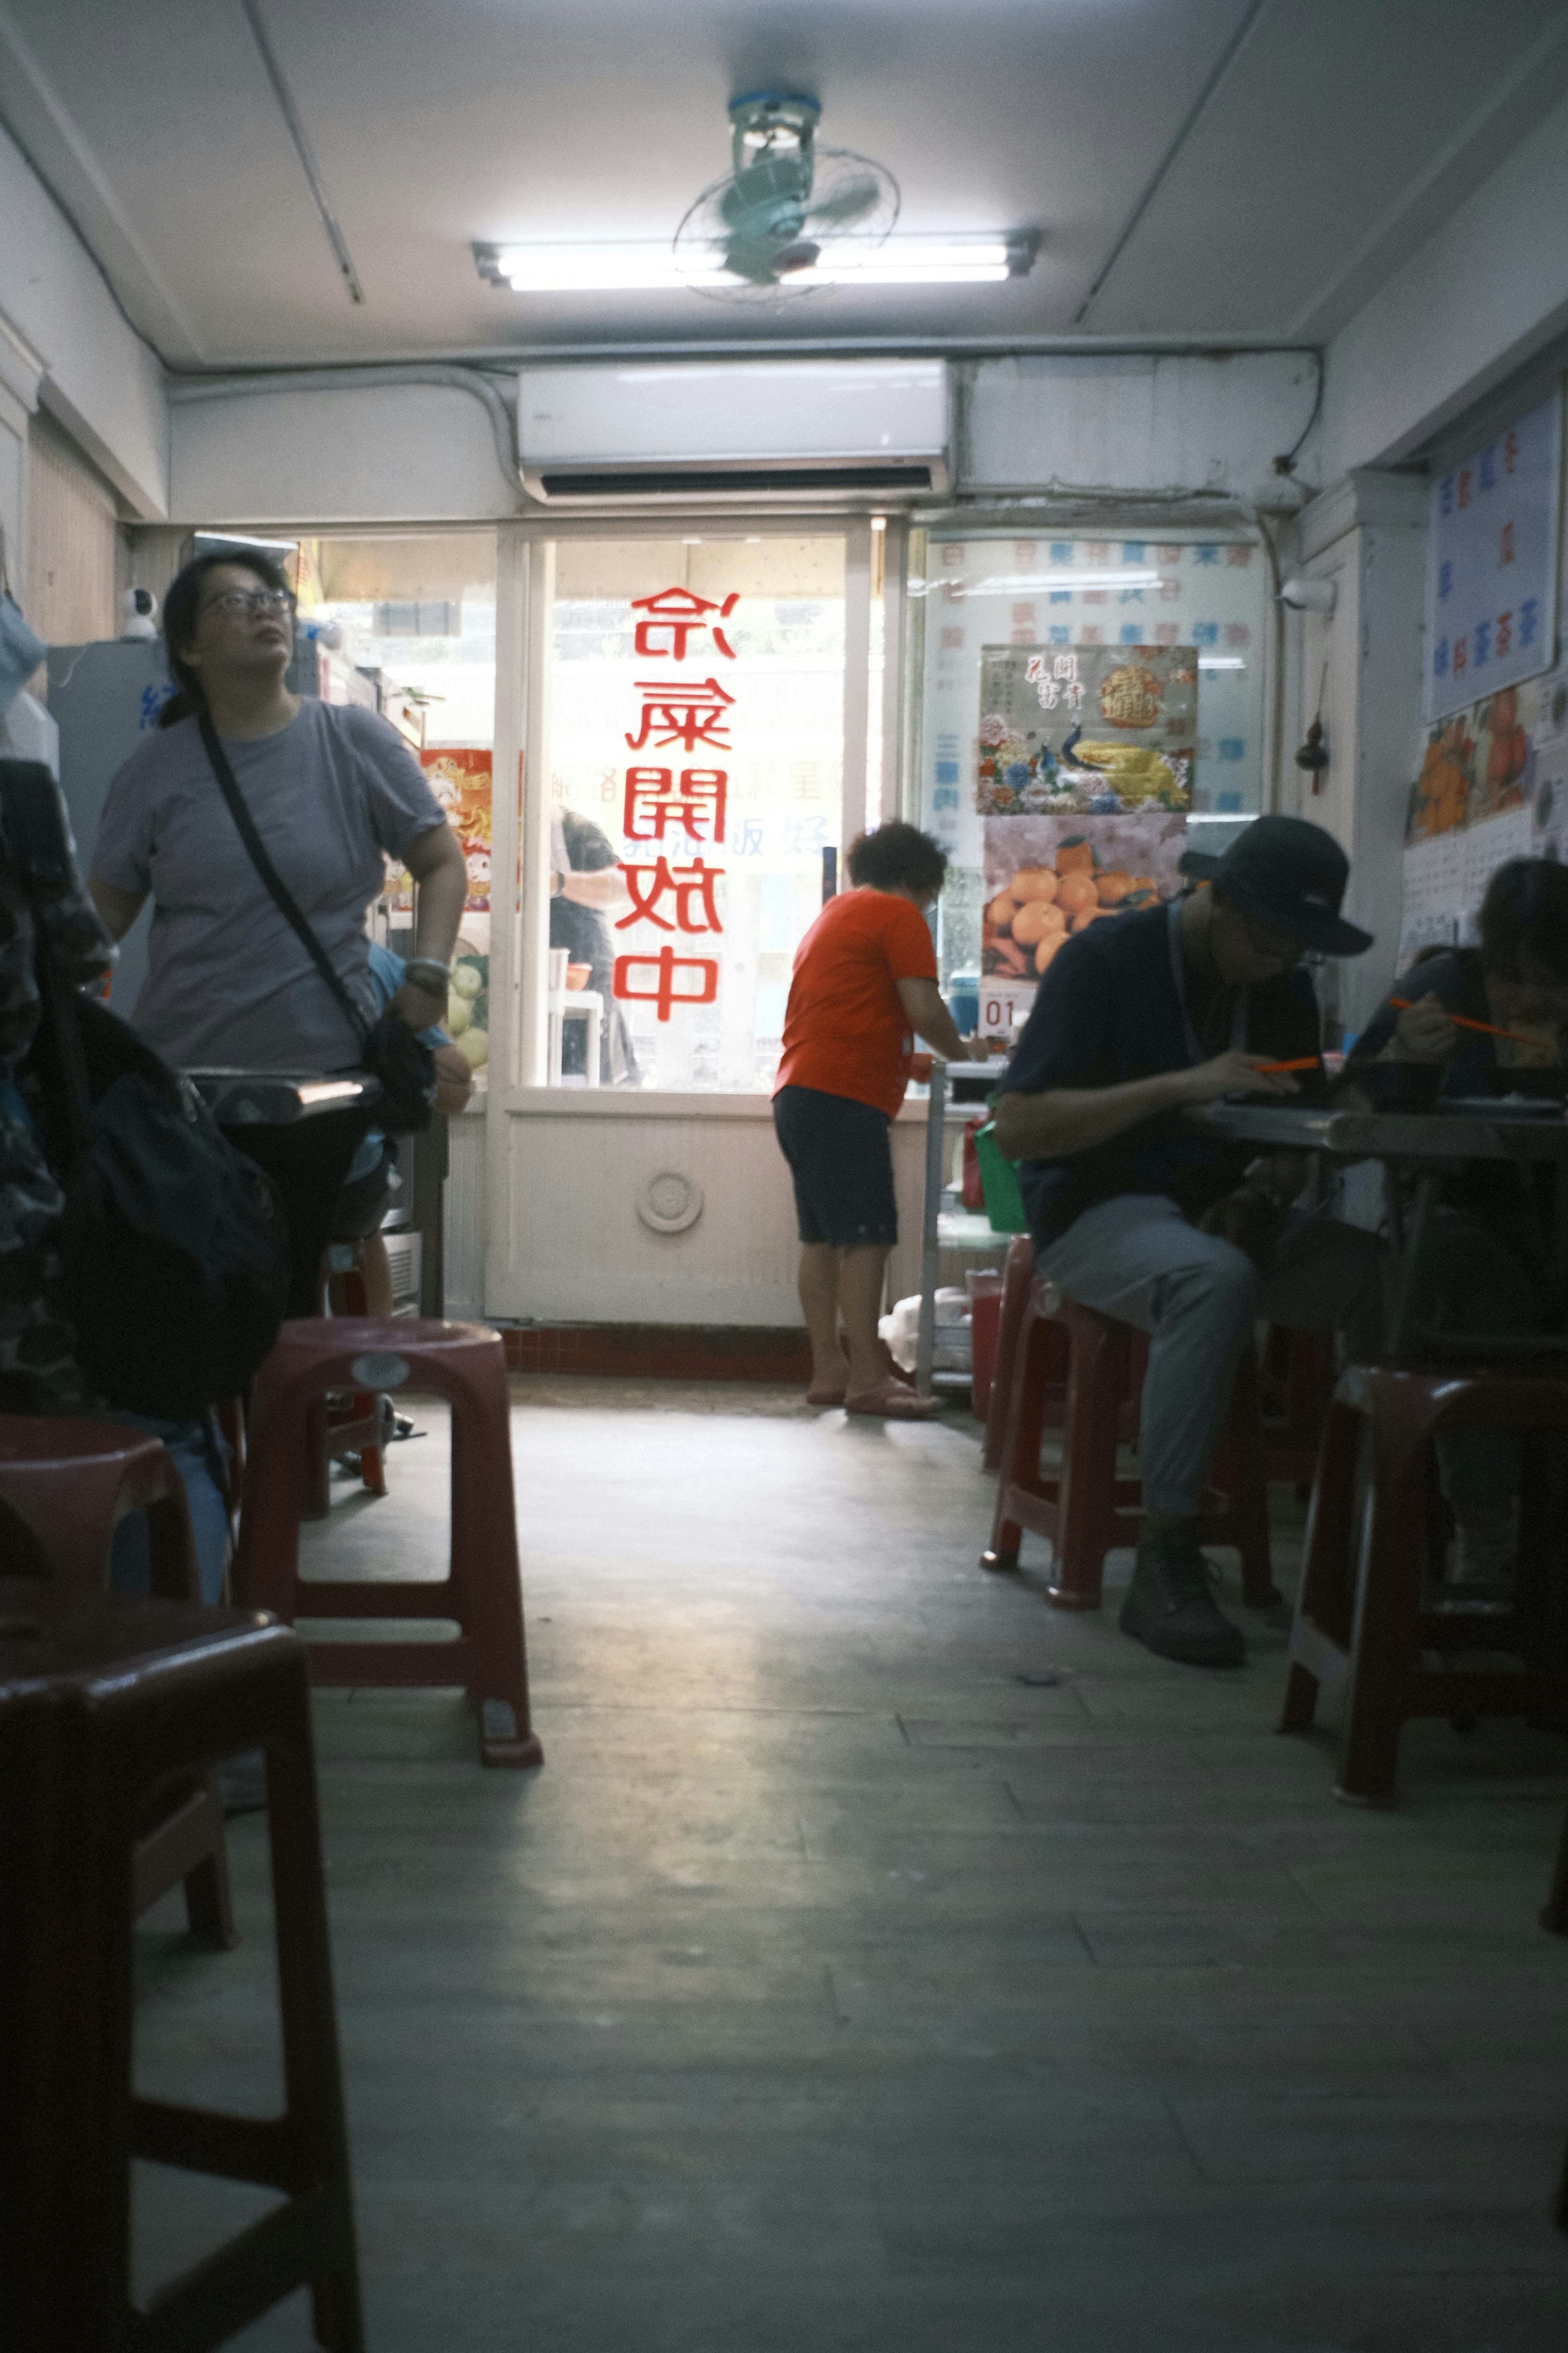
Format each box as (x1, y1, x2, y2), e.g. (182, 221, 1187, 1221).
(673, 93, 899, 301)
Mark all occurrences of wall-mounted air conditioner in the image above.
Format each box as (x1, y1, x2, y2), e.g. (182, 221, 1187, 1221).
(517, 358, 950, 504)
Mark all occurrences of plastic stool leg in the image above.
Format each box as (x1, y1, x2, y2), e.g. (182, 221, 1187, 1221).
(982, 1303, 1052, 1572)
(1224, 1351, 1281, 1610)
(1335, 1417, 1426, 1806)
(983, 1236, 1035, 1473)
(447, 1358, 542, 1768)
(1047, 1315, 1125, 1610)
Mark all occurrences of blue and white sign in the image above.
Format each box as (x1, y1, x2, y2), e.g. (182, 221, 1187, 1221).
(1424, 388, 1561, 722)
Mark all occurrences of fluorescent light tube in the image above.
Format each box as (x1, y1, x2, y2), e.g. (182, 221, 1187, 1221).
(477, 238, 1024, 293)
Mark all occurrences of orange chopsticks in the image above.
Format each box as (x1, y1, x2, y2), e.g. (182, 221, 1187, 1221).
(1389, 995, 1547, 1049)
(1254, 1056, 1319, 1074)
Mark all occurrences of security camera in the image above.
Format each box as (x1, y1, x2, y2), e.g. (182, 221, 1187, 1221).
(119, 586, 158, 641)
(1278, 576, 1336, 615)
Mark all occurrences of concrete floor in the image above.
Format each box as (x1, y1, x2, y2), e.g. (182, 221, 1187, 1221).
(131, 1377, 1568, 2351)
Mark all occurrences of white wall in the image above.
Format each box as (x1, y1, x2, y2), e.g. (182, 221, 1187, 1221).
(966, 352, 1321, 498)
(0, 121, 167, 521)
(169, 382, 517, 526)
(1322, 88, 1568, 480)
(165, 349, 1326, 535)
(1277, 474, 1428, 1035)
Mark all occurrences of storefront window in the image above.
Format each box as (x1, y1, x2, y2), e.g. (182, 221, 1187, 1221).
(294, 532, 497, 1079)
(546, 534, 849, 1091)
(910, 529, 1268, 986)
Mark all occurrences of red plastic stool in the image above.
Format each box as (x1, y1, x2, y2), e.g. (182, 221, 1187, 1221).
(303, 1262, 388, 1520)
(981, 1238, 1143, 1474)
(0, 1415, 236, 1948)
(982, 1281, 1278, 1611)
(0, 1416, 200, 1593)
(1280, 1362, 1568, 1805)
(982, 1238, 1044, 1471)
(234, 1318, 543, 1768)
(967, 1274, 1005, 1425)
(0, 1584, 363, 2350)
(1260, 1326, 1336, 1487)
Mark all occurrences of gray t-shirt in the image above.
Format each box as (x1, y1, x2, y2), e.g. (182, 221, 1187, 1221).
(93, 699, 445, 1072)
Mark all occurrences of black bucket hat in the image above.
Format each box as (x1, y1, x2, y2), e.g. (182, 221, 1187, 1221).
(1179, 814, 1374, 957)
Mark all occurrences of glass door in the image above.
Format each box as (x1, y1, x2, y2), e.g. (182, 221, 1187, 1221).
(523, 523, 881, 1093)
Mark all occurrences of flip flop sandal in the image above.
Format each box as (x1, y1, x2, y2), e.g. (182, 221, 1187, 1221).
(806, 1385, 849, 1407)
(844, 1380, 942, 1420)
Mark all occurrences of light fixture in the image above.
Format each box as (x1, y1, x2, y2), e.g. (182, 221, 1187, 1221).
(1278, 576, 1336, 615)
(474, 236, 1030, 294)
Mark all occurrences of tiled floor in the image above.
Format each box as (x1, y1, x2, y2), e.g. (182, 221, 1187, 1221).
(132, 1378, 1568, 2349)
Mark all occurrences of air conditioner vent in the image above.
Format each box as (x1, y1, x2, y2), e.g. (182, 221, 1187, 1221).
(519, 359, 949, 505)
(536, 462, 936, 501)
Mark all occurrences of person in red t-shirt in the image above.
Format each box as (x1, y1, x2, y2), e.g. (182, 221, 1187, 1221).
(773, 821, 964, 1419)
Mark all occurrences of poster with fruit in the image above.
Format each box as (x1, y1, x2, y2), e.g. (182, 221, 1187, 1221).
(1399, 667, 1564, 962)
(420, 747, 493, 910)
(982, 814, 1188, 982)
(976, 645, 1196, 817)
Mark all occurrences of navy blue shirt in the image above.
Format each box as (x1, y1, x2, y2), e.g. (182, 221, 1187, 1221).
(999, 901, 1323, 1247)
(1353, 948, 1546, 1251)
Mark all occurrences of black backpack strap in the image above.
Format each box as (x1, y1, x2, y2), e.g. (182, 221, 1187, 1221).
(199, 711, 369, 1046)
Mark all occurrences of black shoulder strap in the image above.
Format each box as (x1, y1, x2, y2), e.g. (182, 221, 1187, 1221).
(199, 711, 368, 1045)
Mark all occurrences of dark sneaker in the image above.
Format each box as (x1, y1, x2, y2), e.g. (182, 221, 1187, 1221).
(1120, 1529, 1245, 1667)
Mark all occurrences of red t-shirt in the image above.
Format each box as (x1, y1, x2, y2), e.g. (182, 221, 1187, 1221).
(775, 888, 938, 1119)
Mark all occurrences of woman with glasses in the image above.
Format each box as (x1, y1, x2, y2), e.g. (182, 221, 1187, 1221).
(87, 547, 468, 1309)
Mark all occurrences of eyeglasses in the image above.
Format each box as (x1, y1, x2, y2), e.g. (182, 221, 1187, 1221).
(198, 588, 294, 622)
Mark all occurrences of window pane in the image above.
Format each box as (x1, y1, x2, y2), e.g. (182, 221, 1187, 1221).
(296, 532, 497, 1079)
(547, 535, 847, 1091)
(911, 530, 1267, 986)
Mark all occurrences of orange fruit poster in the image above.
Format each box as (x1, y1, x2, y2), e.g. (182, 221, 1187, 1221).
(421, 747, 493, 910)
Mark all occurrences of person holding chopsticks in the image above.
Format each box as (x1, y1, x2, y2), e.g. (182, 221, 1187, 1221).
(1348, 858, 1568, 1608)
(994, 816, 1384, 1667)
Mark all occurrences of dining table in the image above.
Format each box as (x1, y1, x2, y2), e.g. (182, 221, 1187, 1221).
(1189, 1095, 1568, 1358)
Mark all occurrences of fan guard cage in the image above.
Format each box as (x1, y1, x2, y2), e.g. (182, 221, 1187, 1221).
(673, 147, 901, 304)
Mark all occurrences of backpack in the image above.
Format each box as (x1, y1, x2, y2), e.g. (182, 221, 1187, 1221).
(2, 758, 290, 1418)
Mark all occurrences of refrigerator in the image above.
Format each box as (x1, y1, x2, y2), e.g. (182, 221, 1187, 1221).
(45, 640, 174, 1017)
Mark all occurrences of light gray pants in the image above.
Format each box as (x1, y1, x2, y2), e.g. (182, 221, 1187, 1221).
(1036, 1194, 1385, 1518)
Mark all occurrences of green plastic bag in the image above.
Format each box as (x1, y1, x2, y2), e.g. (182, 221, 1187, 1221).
(973, 1119, 1027, 1234)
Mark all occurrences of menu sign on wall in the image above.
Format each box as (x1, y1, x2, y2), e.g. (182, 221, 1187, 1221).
(1424, 388, 1561, 723)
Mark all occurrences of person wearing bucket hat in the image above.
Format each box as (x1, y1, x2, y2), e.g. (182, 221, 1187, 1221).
(994, 814, 1384, 1668)
(1177, 814, 1374, 958)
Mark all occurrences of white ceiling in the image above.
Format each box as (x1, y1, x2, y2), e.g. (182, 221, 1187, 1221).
(2, 0, 1566, 370)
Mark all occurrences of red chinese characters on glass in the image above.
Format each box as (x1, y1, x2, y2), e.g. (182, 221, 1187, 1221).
(616, 855, 723, 935)
(625, 676, 735, 753)
(612, 946, 720, 1021)
(621, 765, 728, 845)
(613, 583, 742, 1030)
(630, 587, 739, 660)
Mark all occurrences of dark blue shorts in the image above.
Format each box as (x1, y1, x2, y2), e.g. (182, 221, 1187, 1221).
(772, 1085, 898, 1248)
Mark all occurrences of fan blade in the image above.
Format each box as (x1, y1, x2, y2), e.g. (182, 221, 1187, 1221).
(805, 176, 884, 228)
(722, 234, 793, 286)
(721, 156, 810, 226)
